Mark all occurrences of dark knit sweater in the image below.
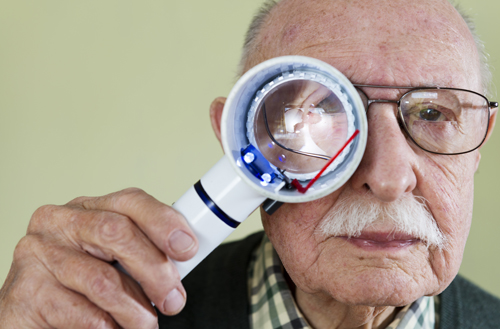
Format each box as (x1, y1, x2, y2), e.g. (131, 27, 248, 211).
(158, 232, 500, 328)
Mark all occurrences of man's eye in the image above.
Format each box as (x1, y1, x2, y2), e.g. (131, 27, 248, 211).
(316, 97, 342, 113)
(407, 103, 457, 122)
(315, 99, 331, 111)
(419, 108, 444, 121)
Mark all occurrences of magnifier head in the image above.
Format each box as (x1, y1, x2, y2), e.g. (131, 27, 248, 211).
(222, 56, 367, 203)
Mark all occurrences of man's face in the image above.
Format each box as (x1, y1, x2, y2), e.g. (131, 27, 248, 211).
(252, 0, 486, 306)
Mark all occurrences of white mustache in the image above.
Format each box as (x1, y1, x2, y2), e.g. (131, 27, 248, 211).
(317, 193, 446, 249)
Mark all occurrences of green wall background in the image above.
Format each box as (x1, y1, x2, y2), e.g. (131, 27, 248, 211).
(1, 0, 499, 298)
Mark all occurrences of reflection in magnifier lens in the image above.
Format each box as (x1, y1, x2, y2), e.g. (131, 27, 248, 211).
(252, 80, 349, 175)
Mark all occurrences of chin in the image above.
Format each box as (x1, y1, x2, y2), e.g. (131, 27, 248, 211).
(323, 269, 433, 307)
(289, 240, 445, 307)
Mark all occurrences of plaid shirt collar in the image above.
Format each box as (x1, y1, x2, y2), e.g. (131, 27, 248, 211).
(248, 234, 437, 329)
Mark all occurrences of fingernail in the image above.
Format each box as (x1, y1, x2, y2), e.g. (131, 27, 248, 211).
(169, 230, 194, 253)
(163, 288, 185, 314)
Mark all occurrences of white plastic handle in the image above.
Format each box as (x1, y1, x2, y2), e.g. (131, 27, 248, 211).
(172, 156, 266, 279)
(113, 156, 266, 280)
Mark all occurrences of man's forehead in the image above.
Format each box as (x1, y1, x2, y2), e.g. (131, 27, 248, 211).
(264, 0, 470, 51)
(252, 0, 480, 90)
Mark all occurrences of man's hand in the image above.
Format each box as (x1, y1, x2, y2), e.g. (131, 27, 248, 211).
(0, 188, 198, 329)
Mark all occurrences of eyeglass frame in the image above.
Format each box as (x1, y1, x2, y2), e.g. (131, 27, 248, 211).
(353, 84, 499, 155)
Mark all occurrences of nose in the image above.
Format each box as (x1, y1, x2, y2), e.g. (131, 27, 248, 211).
(350, 103, 417, 202)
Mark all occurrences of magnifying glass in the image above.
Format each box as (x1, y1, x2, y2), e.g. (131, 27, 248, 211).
(167, 56, 368, 278)
(115, 56, 367, 279)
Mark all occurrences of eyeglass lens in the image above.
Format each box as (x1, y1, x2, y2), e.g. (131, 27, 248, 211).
(400, 89, 489, 154)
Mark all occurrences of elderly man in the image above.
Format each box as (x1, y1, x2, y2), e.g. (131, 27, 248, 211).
(0, 0, 499, 328)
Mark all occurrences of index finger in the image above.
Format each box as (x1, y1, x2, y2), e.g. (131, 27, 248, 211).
(69, 188, 198, 261)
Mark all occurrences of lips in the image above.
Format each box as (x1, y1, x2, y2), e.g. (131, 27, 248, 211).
(339, 232, 420, 250)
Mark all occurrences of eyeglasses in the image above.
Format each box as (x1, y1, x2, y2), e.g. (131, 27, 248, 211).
(354, 85, 498, 155)
(256, 80, 498, 173)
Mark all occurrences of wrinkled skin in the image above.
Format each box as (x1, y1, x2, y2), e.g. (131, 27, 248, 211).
(0, 0, 497, 328)
(214, 0, 497, 327)
(233, 0, 496, 328)
(0, 188, 198, 329)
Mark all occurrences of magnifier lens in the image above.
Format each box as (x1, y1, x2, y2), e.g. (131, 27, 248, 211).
(253, 80, 349, 175)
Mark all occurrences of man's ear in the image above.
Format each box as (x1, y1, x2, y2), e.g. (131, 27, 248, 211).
(209, 97, 226, 147)
(475, 108, 497, 170)
(482, 108, 497, 146)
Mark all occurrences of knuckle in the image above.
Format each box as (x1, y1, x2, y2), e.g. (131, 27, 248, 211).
(38, 291, 61, 321)
(8, 262, 51, 305)
(83, 310, 115, 329)
(35, 284, 116, 329)
(32, 204, 57, 219)
(87, 266, 121, 301)
(67, 195, 92, 207)
(121, 187, 145, 195)
(114, 187, 149, 208)
(13, 235, 39, 263)
(119, 187, 147, 201)
(66, 196, 100, 210)
(28, 204, 58, 233)
(99, 214, 136, 246)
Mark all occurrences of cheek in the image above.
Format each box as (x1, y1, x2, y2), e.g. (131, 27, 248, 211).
(420, 153, 475, 239)
(261, 193, 341, 277)
(417, 152, 477, 285)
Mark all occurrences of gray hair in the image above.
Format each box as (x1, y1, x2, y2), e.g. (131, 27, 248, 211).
(238, 0, 493, 96)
